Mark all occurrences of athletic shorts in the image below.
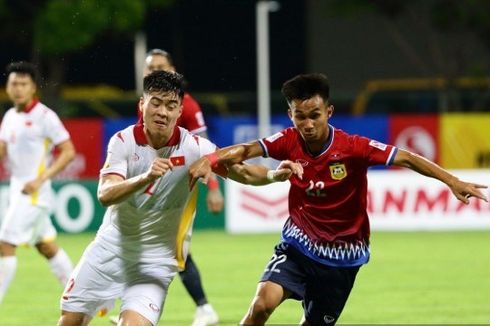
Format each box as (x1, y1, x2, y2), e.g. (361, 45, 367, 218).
(60, 241, 178, 325)
(260, 242, 360, 325)
(0, 195, 55, 246)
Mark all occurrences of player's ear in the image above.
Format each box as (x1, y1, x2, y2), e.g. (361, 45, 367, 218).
(327, 105, 334, 118)
(138, 97, 144, 113)
(288, 109, 293, 120)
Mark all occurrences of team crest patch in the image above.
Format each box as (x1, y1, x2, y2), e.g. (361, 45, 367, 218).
(329, 163, 347, 180)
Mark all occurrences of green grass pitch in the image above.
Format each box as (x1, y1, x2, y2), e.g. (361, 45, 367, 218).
(0, 230, 489, 325)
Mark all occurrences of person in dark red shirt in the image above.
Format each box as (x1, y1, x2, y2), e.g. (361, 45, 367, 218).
(189, 73, 488, 325)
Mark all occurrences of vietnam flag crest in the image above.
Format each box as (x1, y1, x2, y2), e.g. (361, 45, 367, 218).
(170, 156, 186, 166)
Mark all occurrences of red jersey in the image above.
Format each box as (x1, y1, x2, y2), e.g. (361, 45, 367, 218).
(259, 125, 397, 267)
(137, 93, 207, 134)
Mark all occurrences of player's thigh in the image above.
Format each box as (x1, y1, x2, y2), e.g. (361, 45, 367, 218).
(260, 243, 306, 302)
(303, 265, 360, 325)
(0, 200, 51, 245)
(60, 242, 123, 317)
(121, 264, 177, 326)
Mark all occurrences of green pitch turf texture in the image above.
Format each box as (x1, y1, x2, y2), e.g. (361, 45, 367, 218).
(0, 231, 489, 325)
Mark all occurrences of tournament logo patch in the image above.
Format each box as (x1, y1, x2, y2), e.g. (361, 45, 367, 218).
(329, 162, 347, 180)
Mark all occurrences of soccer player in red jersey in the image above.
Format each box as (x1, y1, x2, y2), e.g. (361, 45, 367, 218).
(189, 73, 488, 325)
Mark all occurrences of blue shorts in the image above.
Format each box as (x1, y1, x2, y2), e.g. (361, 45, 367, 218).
(260, 242, 360, 325)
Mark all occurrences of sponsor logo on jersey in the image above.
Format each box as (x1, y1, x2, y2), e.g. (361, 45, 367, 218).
(265, 131, 284, 143)
(149, 303, 160, 312)
(323, 315, 335, 324)
(295, 159, 309, 167)
(369, 139, 387, 151)
(329, 162, 347, 180)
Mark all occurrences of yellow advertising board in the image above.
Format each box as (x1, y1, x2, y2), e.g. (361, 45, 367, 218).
(440, 114, 490, 168)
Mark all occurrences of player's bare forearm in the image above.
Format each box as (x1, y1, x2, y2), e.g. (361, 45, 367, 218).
(393, 149, 458, 185)
(98, 173, 153, 207)
(98, 158, 173, 207)
(217, 141, 264, 165)
(41, 140, 76, 182)
(393, 149, 488, 204)
(228, 164, 271, 185)
(0, 141, 6, 160)
(228, 160, 303, 186)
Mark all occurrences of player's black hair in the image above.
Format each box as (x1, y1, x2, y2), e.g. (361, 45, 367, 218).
(146, 48, 174, 66)
(143, 70, 184, 99)
(5, 61, 39, 85)
(281, 73, 330, 104)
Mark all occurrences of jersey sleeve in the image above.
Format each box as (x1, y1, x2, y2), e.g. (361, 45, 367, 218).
(44, 110, 70, 145)
(257, 128, 291, 161)
(100, 132, 129, 179)
(352, 135, 398, 166)
(180, 95, 207, 134)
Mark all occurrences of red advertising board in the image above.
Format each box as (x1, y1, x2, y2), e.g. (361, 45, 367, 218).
(389, 114, 440, 165)
(60, 119, 103, 179)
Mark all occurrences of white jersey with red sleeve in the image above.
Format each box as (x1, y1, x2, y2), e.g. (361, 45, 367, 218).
(258, 125, 398, 267)
(97, 124, 216, 270)
(0, 100, 70, 208)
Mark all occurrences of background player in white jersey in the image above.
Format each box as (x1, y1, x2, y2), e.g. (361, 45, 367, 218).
(58, 70, 302, 326)
(0, 61, 76, 304)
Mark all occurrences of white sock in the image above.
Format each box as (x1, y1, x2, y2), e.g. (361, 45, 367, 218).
(200, 303, 216, 314)
(0, 256, 17, 304)
(48, 249, 73, 286)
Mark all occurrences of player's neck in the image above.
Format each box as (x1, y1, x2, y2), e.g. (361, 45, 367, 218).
(305, 128, 330, 156)
(144, 128, 173, 149)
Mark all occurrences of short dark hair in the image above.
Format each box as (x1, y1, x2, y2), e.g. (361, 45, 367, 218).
(281, 73, 330, 104)
(146, 48, 174, 66)
(143, 70, 184, 99)
(6, 61, 39, 85)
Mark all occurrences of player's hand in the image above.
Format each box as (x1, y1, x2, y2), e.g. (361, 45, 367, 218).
(271, 160, 303, 181)
(449, 179, 488, 205)
(145, 158, 173, 182)
(189, 157, 212, 190)
(21, 178, 44, 194)
(207, 188, 224, 213)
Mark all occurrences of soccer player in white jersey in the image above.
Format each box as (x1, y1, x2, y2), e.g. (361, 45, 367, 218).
(57, 70, 302, 326)
(0, 61, 76, 304)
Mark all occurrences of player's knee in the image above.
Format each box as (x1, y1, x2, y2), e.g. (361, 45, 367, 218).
(249, 296, 275, 321)
(57, 311, 90, 326)
(0, 241, 16, 256)
(36, 241, 58, 258)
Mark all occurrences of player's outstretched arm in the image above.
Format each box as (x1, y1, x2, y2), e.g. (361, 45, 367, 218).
(98, 158, 173, 206)
(22, 139, 76, 194)
(392, 149, 488, 204)
(189, 141, 264, 189)
(228, 160, 303, 185)
(0, 141, 6, 160)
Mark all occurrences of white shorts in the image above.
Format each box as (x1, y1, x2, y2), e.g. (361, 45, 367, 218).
(0, 195, 56, 246)
(60, 241, 178, 325)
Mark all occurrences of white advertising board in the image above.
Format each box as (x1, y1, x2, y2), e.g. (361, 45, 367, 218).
(225, 170, 490, 233)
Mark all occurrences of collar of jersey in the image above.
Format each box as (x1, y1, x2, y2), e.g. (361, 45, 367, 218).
(23, 98, 39, 113)
(133, 123, 181, 147)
